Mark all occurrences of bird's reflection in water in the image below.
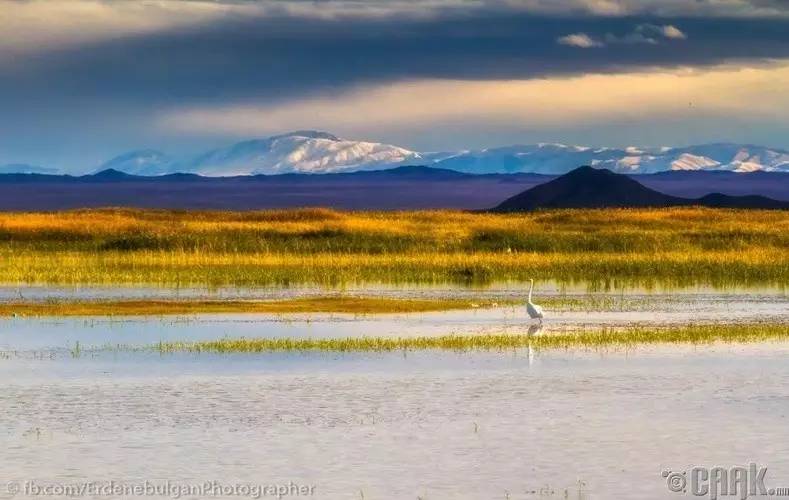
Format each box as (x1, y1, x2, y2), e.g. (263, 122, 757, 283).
(526, 322, 543, 365)
(527, 323, 544, 337)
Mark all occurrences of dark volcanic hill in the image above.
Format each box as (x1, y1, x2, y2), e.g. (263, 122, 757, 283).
(493, 166, 789, 211)
(493, 166, 682, 210)
(694, 193, 789, 209)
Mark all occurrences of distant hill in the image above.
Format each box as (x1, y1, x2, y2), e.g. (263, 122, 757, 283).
(493, 166, 789, 211)
(694, 193, 789, 209)
(636, 170, 788, 200)
(0, 167, 547, 211)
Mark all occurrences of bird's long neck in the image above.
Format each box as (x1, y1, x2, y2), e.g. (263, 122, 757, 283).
(528, 281, 533, 303)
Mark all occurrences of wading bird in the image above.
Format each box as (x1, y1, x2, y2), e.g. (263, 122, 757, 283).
(526, 279, 544, 324)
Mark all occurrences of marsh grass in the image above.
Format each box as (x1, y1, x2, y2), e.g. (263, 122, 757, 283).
(0, 297, 512, 316)
(0, 295, 711, 317)
(0, 207, 786, 287)
(154, 323, 789, 353)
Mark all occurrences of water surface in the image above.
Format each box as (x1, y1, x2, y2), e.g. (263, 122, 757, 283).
(2, 286, 788, 500)
(2, 344, 789, 500)
(1, 292, 786, 353)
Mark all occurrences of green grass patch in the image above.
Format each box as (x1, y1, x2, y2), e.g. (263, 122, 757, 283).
(154, 323, 789, 353)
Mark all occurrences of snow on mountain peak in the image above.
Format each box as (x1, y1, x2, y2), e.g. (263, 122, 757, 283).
(183, 132, 421, 176)
(616, 156, 647, 171)
(732, 161, 765, 173)
(267, 136, 418, 174)
(429, 142, 789, 175)
(670, 153, 720, 171)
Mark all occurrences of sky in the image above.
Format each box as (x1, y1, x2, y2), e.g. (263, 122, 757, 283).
(1, 0, 789, 171)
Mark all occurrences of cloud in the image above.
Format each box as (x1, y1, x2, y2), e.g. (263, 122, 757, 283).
(659, 24, 688, 39)
(557, 33, 604, 48)
(3, 12, 782, 110)
(572, 24, 690, 46)
(744, 0, 789, 13)
(605, 31, 658, 45)
(0, 1, 787, 166)
(158, 62, 789, 138)
(0, 0, 240, 59)
(0, 0, 781, 59)
(629, 23, 687, 42)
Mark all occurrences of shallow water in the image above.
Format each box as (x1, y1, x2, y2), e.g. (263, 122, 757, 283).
(1, 287, 788, 500)
(1, 292, 787, 353)
(1, 282, 786, 303)
(2, 344, 789, 500)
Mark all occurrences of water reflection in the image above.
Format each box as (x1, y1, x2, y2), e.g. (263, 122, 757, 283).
(527, 323, 544, 337)
(526, 323, 544, 365)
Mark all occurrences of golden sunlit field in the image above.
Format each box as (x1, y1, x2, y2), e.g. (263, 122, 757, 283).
(0, 207, 786, 288)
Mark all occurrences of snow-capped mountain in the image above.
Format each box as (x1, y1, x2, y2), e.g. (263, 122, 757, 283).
(96, 150, 176, 176)
(92, 131, 431, 176)
(430, 143, 789, 174)
(183, 131, 426, 176)
(0, 163, 60, 175)
(4, 131, 789, 176)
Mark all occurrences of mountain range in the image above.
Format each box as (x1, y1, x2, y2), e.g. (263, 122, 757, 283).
(2, 131, 788, 176)
(94, 131, 446, 177)
(0, 167, 786, 211)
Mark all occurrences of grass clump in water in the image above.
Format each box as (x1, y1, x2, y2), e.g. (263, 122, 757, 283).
(0, 296, 510, 317)
(0, 295, 696, 317)
(154, 323, 789, 353)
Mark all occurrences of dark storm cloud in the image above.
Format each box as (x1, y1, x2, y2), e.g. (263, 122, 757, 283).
(2, 9, 789, 109)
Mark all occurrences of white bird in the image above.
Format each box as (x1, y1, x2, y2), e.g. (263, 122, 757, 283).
(526, 279, 544, 323)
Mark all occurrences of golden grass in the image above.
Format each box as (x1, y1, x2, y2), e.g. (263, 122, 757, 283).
(0, 297, 509, 316)
(0, 207, 786, 287)
(154, 323, 789, 353)
(0, 295, 700, 317)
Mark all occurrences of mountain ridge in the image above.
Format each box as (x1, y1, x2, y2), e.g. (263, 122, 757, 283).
(0, 166, 786, 211)
(0, 163, 60, 175)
